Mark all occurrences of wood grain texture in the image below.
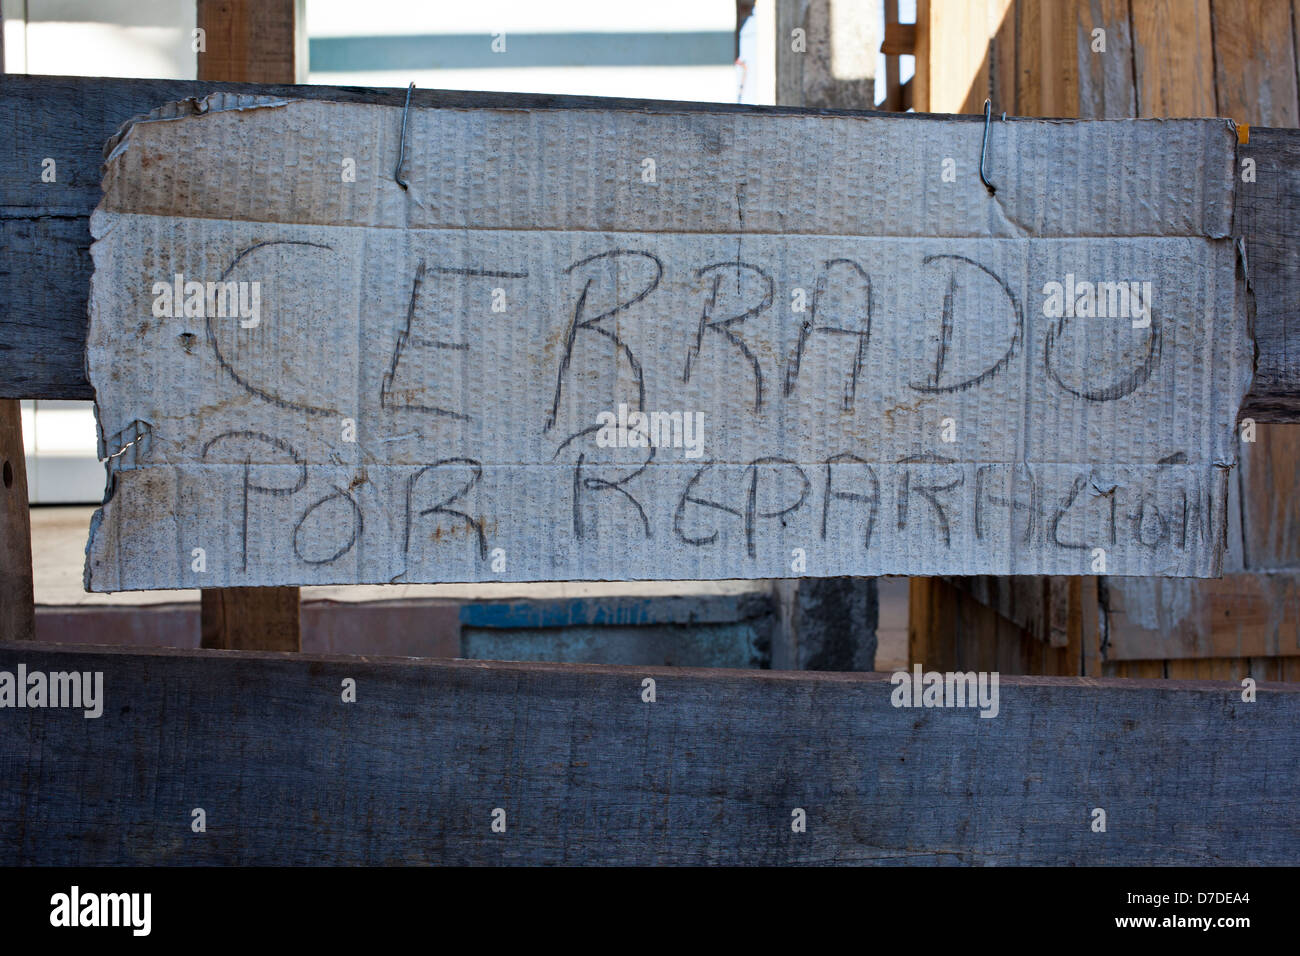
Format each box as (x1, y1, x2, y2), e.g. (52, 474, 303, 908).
(925, 0, 996, 113)
(1131, 0, 1216, 117)
(0, 641, 1296, 865)
(925, 1, 1300, 680)
(1017, 0, 1080, 117)
(1211, 0, 1298, 129)
(197, 0, 302, 85)
(1237, 128, 1300, 420)
(1103, 573, 1300, 660)
(0, 402, 33, 642)
(1075, 0, 1136, 118)
(200, 587, 300, 652)
(1238, 425, 1300, 568)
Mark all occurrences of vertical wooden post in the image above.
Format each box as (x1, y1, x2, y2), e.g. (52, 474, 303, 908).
(0, 8, 35, 644)
(196, 0, 303, 650)
(197, 0, 306, 84)
(772, 0, 880, 670)
(0, 402, 35, 643)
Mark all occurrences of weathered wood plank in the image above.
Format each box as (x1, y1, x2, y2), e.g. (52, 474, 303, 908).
(198, 0, 303, 86)
(0, 642, 1295, 864)
(1075, 0, 1137, 119)
(0, 402, 33, 642)
(1102, 573, 1300, 660)
(1018, 0, 1079, 117)
(1131, 0, 1216, 118)
(194, 0, 303, 653)
(1210, 0, 1298, 130)
(199, 587, 299, 652)
(1237, 127, 1300, 419)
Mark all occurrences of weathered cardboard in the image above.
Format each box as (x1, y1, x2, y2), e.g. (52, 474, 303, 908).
(85, 96, 1251, 589)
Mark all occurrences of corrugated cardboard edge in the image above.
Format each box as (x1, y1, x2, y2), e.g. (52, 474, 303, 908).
(81, 102, 1249, 589)
(87, 93, 294, 590)
(102, 92, 292, 164)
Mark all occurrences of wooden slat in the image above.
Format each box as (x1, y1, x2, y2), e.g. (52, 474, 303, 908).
(0, 3, 35, 648)
(923, 1, 1085, 674)
(1217, 0, 1300, 419)
(923, 0, 1003, 113)
(881, 22, 916, 55)
(1, 642, 1296, 864)
(1102, 573, 1300, 660)
(882, 0, 904, 110)
(774, 0, 877, 109)
(1238, 424, 1300, 567)
(200, 587, 299, 652)
(1017, 0, 1079, 117)
(195, 0, 303, 651)
(0, 402, 33, 643)
(989, 0, 1017, 114)
(1131, 0, 1216, 117)
(1235, 130, 1300, 420)
(197, 0, 302, 85)
(1211, 0, 1298, 129)
(1075, 0, 1136, 118)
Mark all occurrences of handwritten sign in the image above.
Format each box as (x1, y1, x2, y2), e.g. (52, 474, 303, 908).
(85, 97, 1250, 588)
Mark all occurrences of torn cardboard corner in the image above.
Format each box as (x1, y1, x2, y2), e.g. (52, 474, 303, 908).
(84, 98, 1252, 589)
(102, 92, 291, 165)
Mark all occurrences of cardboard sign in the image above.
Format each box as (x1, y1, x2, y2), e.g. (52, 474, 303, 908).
(85, 96, 1250, 589)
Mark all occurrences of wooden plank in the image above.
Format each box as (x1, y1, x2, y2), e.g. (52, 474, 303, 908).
(1236, 128, 1300, 420)
(1102, 573, 1300, 660)
(913, 0, 931, 111)
(1218, 0, 1300, 420)
(923, 0, 999, 113)
(199, 587, 299, 652)
(1211, 0, 1298, 129)
(1238, 424, 1300, 567)
(1131, 0, 1216, 117)
(0, 402, 33, 643)
(0, 641, 1296, 864)
(882, 0, 904, 111)
(1017, 0, 1080, 117)
(195, 0, 302, 651)
(989, 0, 1017, 115)
(881, 22, 916, 55)
(1075, 0, 1137, 119)
(197, 0, 303, 85)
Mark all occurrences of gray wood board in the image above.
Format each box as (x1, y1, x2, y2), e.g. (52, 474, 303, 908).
(1237, 126, 1300, 421)
(0, 642, 1295, 864)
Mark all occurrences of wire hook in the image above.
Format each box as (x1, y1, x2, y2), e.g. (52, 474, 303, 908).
(395, 82, 415, 190)
(979, 99, 997, 195)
